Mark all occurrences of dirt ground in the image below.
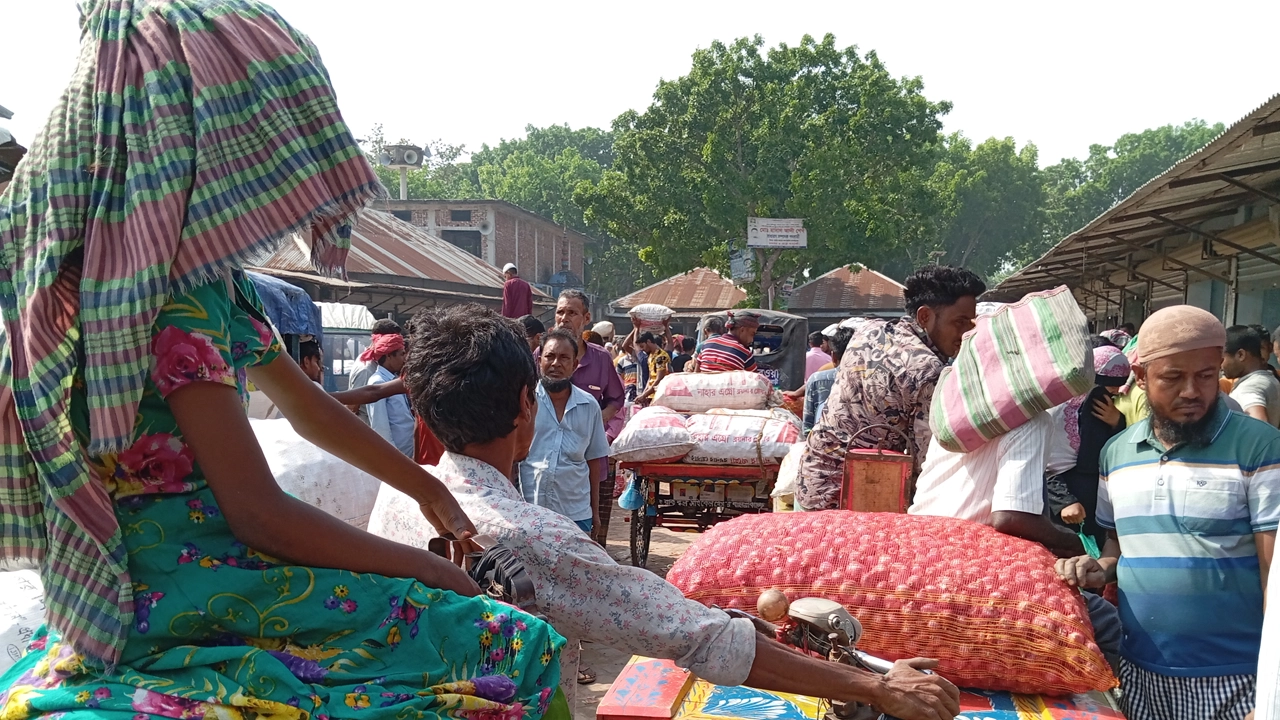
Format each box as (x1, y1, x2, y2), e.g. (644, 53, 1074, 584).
(572, 501, 696, 720)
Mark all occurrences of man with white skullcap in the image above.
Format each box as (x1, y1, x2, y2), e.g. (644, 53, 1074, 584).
(1057, 305, 1280, 720)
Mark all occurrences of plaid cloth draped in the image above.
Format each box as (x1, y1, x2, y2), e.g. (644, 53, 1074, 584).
(0, 0, 381, 664)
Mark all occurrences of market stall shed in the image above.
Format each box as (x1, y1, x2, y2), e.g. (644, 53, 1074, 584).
(249, 209, 551, 327)
(787, 265, 905, 326)
(608, 268, 747, 338)
(992, 92, 1280, 330)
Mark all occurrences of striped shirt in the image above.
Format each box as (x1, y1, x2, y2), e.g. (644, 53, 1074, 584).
(1096, 400, 1280, 677)
(697, 334, 757, 373)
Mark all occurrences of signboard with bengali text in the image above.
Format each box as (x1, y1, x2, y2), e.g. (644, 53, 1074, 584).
(747, 217, 807, 248)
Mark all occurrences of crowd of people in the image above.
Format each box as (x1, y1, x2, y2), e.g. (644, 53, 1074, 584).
(0, 3, 1276, 720)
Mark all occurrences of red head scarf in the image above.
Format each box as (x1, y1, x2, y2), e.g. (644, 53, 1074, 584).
(359, 333, 405, 362)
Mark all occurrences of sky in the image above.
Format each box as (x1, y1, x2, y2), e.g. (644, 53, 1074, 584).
(6, 0, 1278, 167)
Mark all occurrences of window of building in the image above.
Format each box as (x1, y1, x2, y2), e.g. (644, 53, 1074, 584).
(450, 209, 472, 222)
(441, 230, 482, 258)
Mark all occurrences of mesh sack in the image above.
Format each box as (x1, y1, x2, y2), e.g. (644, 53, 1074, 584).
(610, 406, 695, 463)
(667, 511, 1116, 695)
(652, 371, 773, 413)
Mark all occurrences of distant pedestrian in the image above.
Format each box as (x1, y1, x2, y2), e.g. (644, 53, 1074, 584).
(637, 332, 670, 401)
(804, 330, 831, 382)
(1224, 324, 1280, 426)
(362, 334, 414, 456)
(671, 336, 697, 372)
(697, 311, 759, 373)
(519, 314, 545, 353)
(802, 327, 854, 435)
(348, 319, 402, 424)
(298, 339, 324, 384)
(501, 263, 533, 318)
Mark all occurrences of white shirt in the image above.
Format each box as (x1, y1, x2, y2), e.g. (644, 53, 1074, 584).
(1044, 403, 1077, 477)
(909, 410, 1053, 522)
(1257, 559, 1280, 719)
(367, 453, 756, 705)
(1231, 369, 1280, 427)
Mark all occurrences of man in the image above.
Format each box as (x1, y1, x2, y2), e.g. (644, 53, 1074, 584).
(797, 265, 986, 511)
(671, 336, 697, 373)
(805, 331, 831, 382)
(372, 305, 961, 720)
(697, 316, 726, 354)
(698, 311, 760, 373)
(1057, 306, 1280, 720)
(637, 331, 670, 400)
(1225, 324, 1280, 426)
(298, 339, 324, 384)
(364, 333, 415, 456)
(803, 327, 854, 435)
(519, 314, 545, 353)
(520, 327, 609, 537)
(348, 319, 403, 424)
(501, 263, 533, 318)
(552, 289, 625, 427)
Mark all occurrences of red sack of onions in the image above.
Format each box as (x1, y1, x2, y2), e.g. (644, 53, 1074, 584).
(666, 511, 1116, 695)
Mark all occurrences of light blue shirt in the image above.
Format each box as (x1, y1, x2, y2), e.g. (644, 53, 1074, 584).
(367, 365, 414, 457)
(520, 383, 610, 522)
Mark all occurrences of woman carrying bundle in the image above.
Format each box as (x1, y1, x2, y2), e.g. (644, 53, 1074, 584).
(0, 2, 563, 719)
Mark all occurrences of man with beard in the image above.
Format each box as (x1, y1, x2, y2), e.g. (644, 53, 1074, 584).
(1057, 305, 1280, 720)
(520, 327, 609, 538)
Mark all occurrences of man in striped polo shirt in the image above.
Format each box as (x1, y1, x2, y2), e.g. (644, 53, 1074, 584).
(697, 311, 760, 373)
(1058, 305, 1280, 720)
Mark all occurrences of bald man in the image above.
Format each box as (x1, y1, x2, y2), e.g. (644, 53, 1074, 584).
(1057, 306, 1280, 720)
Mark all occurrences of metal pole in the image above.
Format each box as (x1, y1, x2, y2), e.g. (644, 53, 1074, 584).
(399, 166, 408, 201)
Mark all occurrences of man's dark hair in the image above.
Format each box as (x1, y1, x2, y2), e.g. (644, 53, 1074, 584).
(558, 288, 590, 311)
(705, 317, 725, 336)
(404, 305, 536, 453)
(299, 340, 321, 362)
(638, 331, 660, 346)
(680, 337, 696, 353)
(1227, 325, 1264, 357)
(903, 265, 987, 315)
(1089, 334, 1118, 350)
(541, 327, 582, 358)
(829, 327, 855, 363)
(1250, 324, 1271, 345)
(519, 314, 545, 338)
(808, 331, 824, 347)
(1120, 322, 1137, 335)
(372, 319, 403, 336)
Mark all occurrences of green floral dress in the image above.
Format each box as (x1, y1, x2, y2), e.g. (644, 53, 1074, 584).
(0, 274, 565, 720)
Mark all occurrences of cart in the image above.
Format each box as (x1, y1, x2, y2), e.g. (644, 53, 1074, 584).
(620, 462, 776, 569)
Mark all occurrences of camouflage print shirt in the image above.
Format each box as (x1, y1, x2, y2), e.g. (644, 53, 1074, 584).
(796, 316, 949, 510)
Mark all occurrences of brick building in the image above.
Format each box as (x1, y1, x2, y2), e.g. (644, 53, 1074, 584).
(378, 199, 588, 290)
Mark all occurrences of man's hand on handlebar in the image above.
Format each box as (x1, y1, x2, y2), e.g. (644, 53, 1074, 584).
(872, 658, 961, 720)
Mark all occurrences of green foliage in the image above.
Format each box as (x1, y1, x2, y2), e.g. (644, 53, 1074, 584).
(1034, 120, 1224, 260)
(576, 34, 950, 302)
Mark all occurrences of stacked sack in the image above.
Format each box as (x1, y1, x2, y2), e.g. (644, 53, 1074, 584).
(668, 511, 1117, 696)
(610, 371, 798, 465)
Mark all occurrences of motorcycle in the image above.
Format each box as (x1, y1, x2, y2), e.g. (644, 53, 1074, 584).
(720, 590, 934, 720)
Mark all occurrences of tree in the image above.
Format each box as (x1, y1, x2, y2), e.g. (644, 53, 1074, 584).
(922, 135, 1045, 281)
(577, 34, 950, 305)
(1036, 119, 1224, 259)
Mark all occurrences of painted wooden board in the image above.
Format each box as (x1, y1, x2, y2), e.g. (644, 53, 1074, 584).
(598, 657, 1125, 720)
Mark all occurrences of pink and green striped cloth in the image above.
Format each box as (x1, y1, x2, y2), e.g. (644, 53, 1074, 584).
(929, 286, 1094, 453)
(0, 0, 381, 664)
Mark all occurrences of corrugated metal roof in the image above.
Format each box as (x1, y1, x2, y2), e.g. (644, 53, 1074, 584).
(256, 209, 511, 289)
(609, 268, 746, 313)
(993, 93, 1280, 301)
(788, 265, 905, 311)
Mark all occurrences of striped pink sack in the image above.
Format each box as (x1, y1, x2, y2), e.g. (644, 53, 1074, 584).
(930, 286, 1093, 453)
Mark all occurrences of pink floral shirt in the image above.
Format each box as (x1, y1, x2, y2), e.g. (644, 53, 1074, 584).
(368, 452, 757, 703)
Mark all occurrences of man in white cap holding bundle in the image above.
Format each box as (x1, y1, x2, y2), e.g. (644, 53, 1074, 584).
(501, 262, 533, 318)
(1057, 305, 1280, 720)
